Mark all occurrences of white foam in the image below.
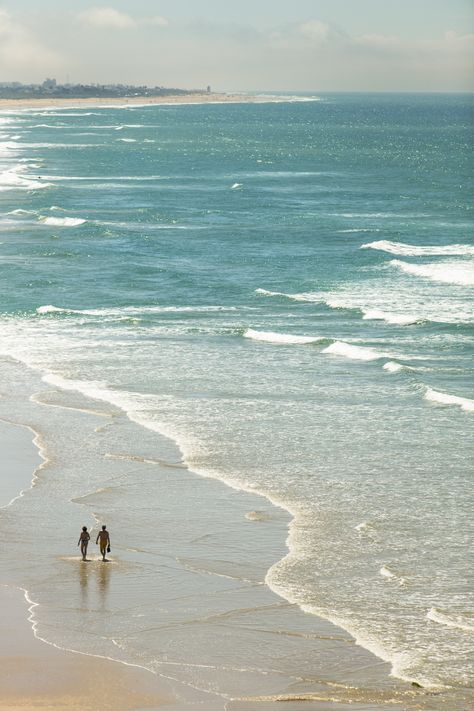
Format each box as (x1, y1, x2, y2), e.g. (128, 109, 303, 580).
(36, 304, 237, 317)
(255, 288, 323, 303)
(117, 138, 137, 143)
(40, 217, 86, 227)
(383, 361, 404, 373)
(425, 388, 474, 412)
(338, 228, 381, 233)
(231, 183, 243, 189)
(7, 208, 37, 216)
(0, 170, 52, 191)
(322, 341, 386, 361)
(380, 565, 396, 579)
(427, 608, 474, 633)
(244, 328, 325, 345)
(362, 309, 421, 326)
(390, 259, 474, 286)
(279, 600, 440, 689)
(361, 240, 474, 256)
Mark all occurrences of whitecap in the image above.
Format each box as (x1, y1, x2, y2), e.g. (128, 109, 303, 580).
(362, 309, 421, 326)
(244, 328, 325, 345)
(7, 208, 37, 216)
(361, 240, 474, 257)
(380, 566, 406, 586)
(117, 138, 137, 143)
(383, 361, 404, 373)
(40, 217, 86, 227)
(231, 183, 243, 189)
(425, 388, 474, 412)
(255, 288, 323, 302)
(322, 341, 387, 361)
(390, 259, 474, 286)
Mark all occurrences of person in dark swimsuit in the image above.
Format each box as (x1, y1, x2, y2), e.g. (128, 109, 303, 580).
(77, 526, 90, 560)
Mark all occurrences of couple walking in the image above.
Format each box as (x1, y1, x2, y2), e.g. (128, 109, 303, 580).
(78, 525, 111, 561)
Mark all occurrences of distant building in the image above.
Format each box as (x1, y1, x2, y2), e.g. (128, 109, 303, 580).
(42, 78, 57, 91)
(207, 85, 211, 94)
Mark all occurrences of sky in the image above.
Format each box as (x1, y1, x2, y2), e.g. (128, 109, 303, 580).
(0, 1, 473, 91)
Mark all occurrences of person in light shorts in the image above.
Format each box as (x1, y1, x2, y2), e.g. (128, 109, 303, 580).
(96, 525, 110, 561)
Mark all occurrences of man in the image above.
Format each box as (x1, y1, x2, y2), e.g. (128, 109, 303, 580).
(96, 525, 110, 561)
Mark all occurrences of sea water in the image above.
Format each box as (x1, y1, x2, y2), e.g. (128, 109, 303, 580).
(0, 94, 473, 701)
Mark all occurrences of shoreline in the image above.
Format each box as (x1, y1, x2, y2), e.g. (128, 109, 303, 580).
(0, 359, 425, 710)
(0, 92, 314, 111)
(0, 585, 172, 710)
(0, 419, 44, 509)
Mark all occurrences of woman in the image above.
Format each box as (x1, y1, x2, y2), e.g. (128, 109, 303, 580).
(77, 526, 90, 561)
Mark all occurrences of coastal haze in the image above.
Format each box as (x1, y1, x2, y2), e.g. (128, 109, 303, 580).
(0, 2, 473, 711)
(0, 0, 473, 91)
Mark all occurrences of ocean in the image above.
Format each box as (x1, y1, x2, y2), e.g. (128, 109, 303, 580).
(0, 93, 473, 708)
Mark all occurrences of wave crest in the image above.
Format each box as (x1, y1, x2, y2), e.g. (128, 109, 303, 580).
(362, 240, 474, 256)
(425, 388, 474, 412)
(427, 608, 474, 633)
(40, 217, 86, 227)
(244, 329, 325, 345)
(322, 341, 387, 361)
(390, 259, 474, 286)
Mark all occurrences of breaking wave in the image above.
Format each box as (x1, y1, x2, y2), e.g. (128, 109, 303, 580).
(427, 608, 474, 633)
(361, 240, 474, 256)
(40, 217, 87, 227)
(243, 328, 326, 345)
(322, 341, 388, 361)
(361, 309, 421, 326)
(390, 259, 474, 286)
(425, 388, 474, 412)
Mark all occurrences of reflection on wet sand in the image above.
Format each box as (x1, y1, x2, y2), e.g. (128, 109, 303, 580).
(76, 558, 111, 611)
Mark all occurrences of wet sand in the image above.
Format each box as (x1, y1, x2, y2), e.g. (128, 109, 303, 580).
(0, 364, 429, 710)
(0, 585, 172, 711)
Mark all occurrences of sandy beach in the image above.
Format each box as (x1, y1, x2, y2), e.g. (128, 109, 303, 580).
(0, 361, 430, 710)
(1, 94, 470, 711)
(0, 92, 298, 111)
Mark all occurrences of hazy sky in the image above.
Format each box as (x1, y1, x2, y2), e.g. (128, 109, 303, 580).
(1, 1, 473, 91)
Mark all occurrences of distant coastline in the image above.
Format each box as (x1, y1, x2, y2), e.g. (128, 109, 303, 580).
(0, 92, 306, 110)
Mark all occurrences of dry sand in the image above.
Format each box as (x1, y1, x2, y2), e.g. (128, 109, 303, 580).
(0, 93, 289, 110)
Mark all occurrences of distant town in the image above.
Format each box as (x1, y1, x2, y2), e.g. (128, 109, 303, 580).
(0, 79, 211, 99)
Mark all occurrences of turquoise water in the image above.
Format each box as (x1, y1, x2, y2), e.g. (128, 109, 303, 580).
(0, 94, 473, 694)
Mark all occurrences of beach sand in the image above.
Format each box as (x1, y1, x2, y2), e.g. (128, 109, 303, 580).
(0, 586, 174, 710)
(0, 363, 429, 710)
(0, 92, 297, 111)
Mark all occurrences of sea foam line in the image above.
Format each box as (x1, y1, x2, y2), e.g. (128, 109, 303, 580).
(36, 304, 238, 316)
(427, 608, 474, 633)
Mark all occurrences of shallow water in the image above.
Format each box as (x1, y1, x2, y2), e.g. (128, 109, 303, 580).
(0, 94, 473, 704)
